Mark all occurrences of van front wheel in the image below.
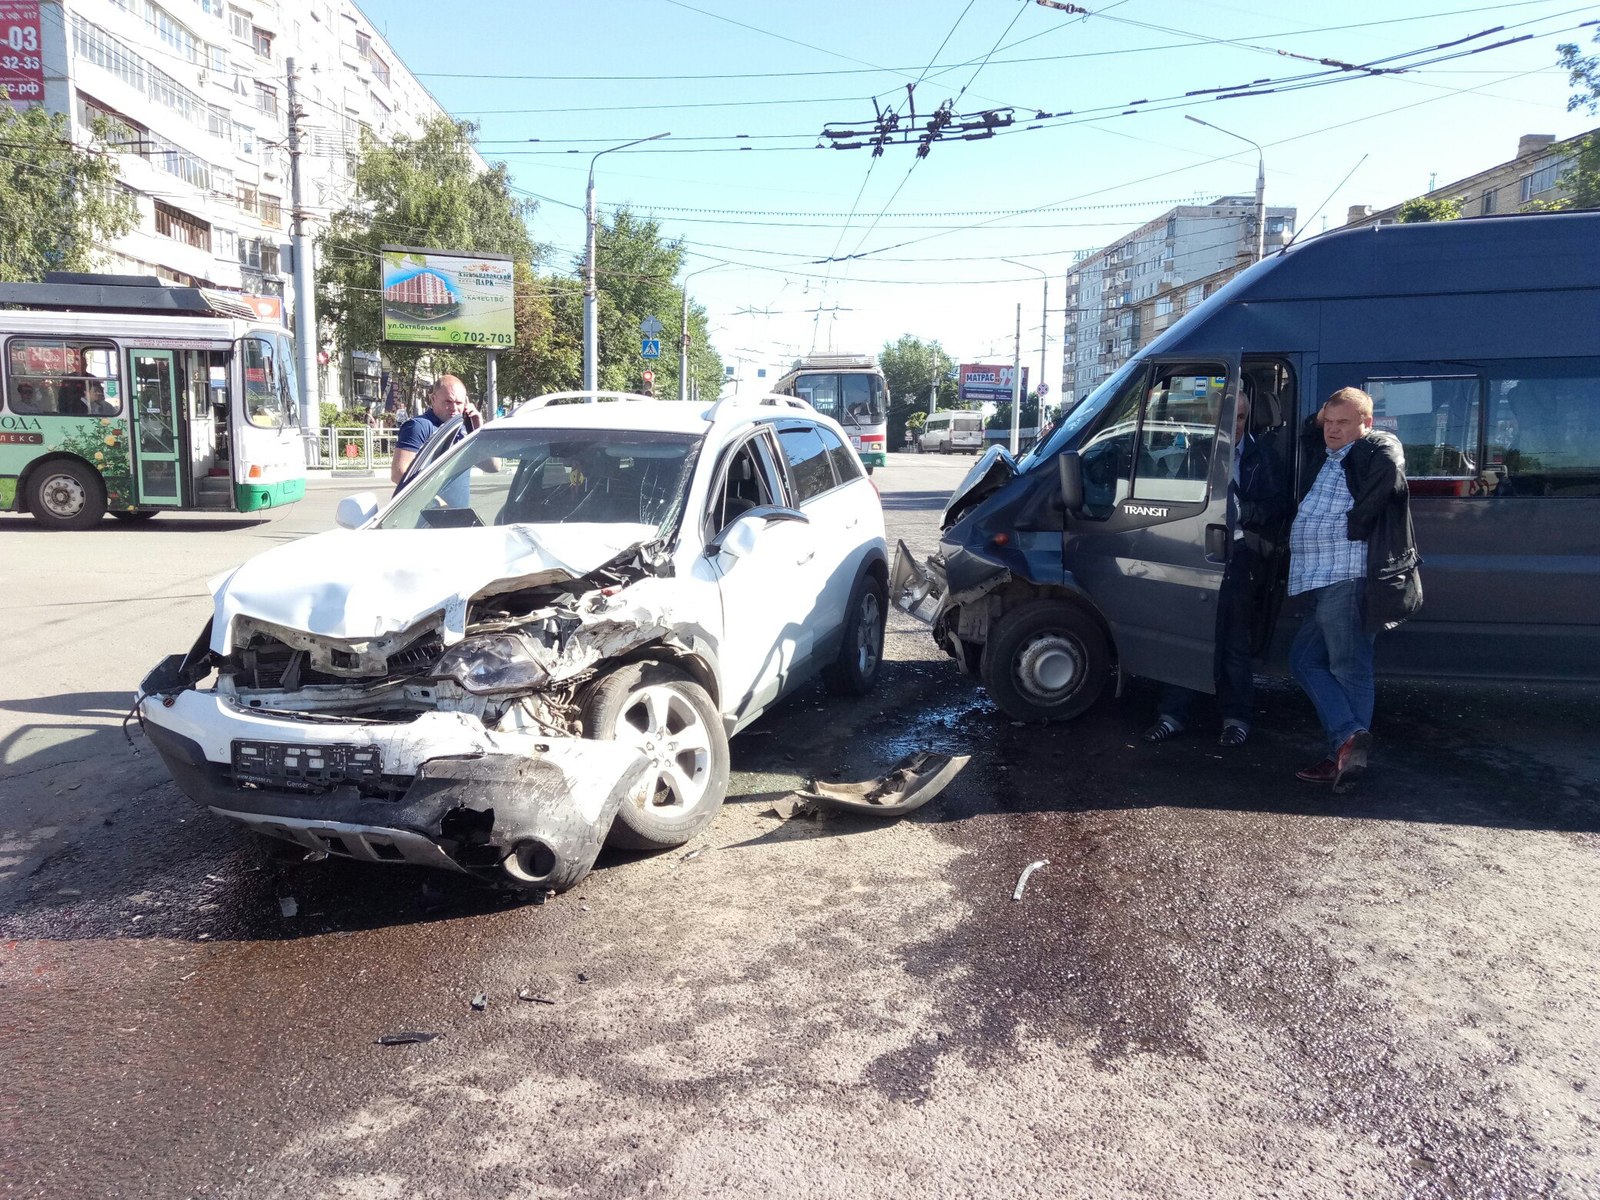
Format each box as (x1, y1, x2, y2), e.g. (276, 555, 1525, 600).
(980, 600, 1110, 722)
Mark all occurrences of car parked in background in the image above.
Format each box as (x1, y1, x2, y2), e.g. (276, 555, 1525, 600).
(136, 393, 888, 891)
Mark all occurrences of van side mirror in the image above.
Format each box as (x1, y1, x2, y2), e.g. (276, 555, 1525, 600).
(1057, 451, 1084, 514)
(335, 492, 379, 529)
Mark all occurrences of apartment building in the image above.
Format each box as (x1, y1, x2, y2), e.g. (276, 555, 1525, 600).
(34, 0, 473, 406)
(1345, 130, 1597, 228)
(1059, 196, 1296, 408)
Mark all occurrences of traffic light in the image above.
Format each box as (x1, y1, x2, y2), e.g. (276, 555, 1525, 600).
(641, 368, 655, 397)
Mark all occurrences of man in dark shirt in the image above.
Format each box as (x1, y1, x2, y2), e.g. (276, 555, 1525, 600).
(390, 374, 479, 486)
(1142, 389, 1287, 747)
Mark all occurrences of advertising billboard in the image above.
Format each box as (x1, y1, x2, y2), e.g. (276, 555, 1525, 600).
(958, 363, 1029, 404)
(380, 246, 515, 348)
(0, 2, 44, 109)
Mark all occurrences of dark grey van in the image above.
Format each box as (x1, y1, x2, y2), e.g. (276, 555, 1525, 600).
(893, 212, 1600, 721)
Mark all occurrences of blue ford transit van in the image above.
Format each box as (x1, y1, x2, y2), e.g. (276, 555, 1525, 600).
(892, 212, 1600, 721)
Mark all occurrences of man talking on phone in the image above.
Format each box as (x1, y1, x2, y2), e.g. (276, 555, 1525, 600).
(390, 374, 480, 486)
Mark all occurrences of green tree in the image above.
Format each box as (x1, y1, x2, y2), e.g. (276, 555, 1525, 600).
(1396, 196, 1462, 223)
(879, 335, 956, 449)
(1527, 31, 1600, 212)
(986, 391, 1045, 436)
(316, 115, 538, 405)
(496, 266, 585, 399)
(1558, 28, 1600, 114)
(0, 103, 135, 282)
(568, 207, 722, 401)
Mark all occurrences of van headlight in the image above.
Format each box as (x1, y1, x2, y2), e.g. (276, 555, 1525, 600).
(433, 633, 549, 694)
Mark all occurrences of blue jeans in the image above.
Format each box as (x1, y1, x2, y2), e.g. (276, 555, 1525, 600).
(1159, 545, 1259, 729)
(1289, 578, 1376, 755)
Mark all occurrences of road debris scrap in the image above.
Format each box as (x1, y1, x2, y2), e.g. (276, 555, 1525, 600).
(376, 1031, 442, 1046)
(1012, 859, 1049, 901)
(772, 751, 970, 820)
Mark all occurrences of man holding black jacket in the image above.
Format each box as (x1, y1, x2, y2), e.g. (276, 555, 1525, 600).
(1288, 387, 1422, 792)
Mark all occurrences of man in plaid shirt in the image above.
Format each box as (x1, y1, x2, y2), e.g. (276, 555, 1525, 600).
(1288, 386, 1418, 792)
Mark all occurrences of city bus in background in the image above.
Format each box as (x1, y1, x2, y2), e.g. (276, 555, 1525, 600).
(773, 354, 889, 472)
(0, 274, 306, 530)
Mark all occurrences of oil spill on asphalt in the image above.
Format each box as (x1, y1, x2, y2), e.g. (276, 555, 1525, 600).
(848, 672, 1581, 1197)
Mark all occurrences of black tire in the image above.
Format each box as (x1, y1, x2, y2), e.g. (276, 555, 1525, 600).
(979, 599, 1111, 722)
(582, 662, 730, 851)
(28, 459, 105, 530)
(822, 571, 887, 696)
(111, 510, 159, 522)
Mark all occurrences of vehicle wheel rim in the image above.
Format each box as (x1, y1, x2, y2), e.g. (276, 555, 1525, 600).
(1015, 632, 1084, 702)
(855, 591, 883, 676)
(611, 684, 713, 817)
(40, 473, 87, 519)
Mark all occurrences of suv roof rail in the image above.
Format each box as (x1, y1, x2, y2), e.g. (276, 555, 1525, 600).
(700, 392, 818, 423)
(523, 390, 656, 409)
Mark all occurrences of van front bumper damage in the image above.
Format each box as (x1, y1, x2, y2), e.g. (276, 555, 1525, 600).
(136, 682, 650, 892)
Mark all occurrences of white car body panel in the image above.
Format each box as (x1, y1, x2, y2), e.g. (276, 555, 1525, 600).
(135, 394, 889, 891)
(211, 522, 656, 653)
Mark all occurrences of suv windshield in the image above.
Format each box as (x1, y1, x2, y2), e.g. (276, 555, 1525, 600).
(380, 427, 701, 532)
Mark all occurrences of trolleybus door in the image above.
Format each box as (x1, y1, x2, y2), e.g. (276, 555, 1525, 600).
(128, 349, 184, 507)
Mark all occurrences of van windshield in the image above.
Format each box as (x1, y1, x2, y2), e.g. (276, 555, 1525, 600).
(1018, 358, 1143, 472)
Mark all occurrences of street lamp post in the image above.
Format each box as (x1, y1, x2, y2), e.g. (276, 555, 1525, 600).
(678, 262, 723, 403)
(584, 133, 669, 396)
(1186, 114, 1265, 263)
(1001, 257, 1049, 432)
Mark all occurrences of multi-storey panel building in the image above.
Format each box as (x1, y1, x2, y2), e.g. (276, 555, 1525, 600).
(36, 0, 477, 407)
(1059, 196, 1295, 408)
(1344, 130, 1597, 228)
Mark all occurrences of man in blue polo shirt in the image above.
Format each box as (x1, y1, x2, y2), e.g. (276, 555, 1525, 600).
(390, 374, 478, 486)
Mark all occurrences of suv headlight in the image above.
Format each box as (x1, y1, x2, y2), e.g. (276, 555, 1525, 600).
(433, 633, 549, 694)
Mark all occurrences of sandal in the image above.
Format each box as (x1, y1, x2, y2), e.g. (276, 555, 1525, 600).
(1142, 716, 1184, 743)
(1219, 723, 1249, 747)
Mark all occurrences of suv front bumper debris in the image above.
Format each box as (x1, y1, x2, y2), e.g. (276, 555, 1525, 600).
(136, 686, 649, 891)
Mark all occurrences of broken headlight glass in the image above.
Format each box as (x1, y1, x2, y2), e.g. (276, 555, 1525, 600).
(433, 633, 550, 694)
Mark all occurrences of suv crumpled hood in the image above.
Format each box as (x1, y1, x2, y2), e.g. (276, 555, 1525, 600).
(211, 523, 656, 654)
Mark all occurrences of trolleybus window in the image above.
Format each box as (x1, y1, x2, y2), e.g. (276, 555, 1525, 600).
(241, 334, 297, 428)
(6, 339, 121, 416)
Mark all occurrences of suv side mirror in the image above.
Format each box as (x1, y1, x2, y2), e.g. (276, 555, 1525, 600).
(336, 492, 379, 529)
(1058, 451, 1084, 514)
(711, 512, 763, 559)
(706, 505, 809, 558)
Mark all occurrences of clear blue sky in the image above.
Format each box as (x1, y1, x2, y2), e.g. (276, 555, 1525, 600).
(362, 0, 1595, 392)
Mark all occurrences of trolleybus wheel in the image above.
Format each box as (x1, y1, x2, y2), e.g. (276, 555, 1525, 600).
(29, 460, 105, 531)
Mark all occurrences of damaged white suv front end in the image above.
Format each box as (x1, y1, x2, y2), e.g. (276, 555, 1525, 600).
(136, 396, 889, 891)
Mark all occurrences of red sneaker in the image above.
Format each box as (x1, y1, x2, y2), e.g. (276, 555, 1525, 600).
(1296, 758, 1338, 784)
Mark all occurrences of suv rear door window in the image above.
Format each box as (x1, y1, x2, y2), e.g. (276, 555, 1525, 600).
(817, 426, 862, 484)
(777, 426, 836, 502)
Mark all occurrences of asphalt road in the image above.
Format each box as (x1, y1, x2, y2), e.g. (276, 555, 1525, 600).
(2, 453, 1598, 1199)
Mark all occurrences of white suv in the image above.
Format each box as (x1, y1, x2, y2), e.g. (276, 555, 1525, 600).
(136, 393, 888, 891)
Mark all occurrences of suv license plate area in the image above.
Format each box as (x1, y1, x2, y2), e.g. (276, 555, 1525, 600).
(231, 741, 383, 790)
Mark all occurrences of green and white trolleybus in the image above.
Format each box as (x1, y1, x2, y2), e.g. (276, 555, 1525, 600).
(0, 273, 306, 530)
(773, 354, 890, 472)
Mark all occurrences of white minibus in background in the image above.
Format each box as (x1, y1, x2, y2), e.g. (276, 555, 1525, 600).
(919, 410, 985, 454)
